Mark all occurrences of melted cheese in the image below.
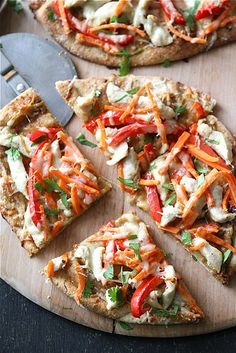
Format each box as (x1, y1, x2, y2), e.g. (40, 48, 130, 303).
(209, 184, 236, 223)
(51, 139, 61, 169)
(105, 288, 119, 310)
(23, 205, 45, 248)
(192, 237, 223, 273)
(7, 154, 28, 198)
(102, 127, 128, 166)
(122, 148, 139, 180)
(161, 205, 180, 227)
(51, 255, 67, 272)
(151, 154, 170, 203)
(91, 246, 105, 281)
(143, 15, 173, 47)
(74, 92, 95, 121)
(180, 176, 197, 194)
(0, 127, 35, 157)
(74, 245, 90, 268)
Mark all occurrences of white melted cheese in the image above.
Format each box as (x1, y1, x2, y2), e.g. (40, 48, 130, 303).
(151, 154, 170, 203)
(91, 246, 105, 281)
(100, 127, 128, 166)
(74, 92, 95, 121)
(209, 184, 236, 223)
(106, 82, 130, 104)
(122, 148, 139, 180)
(74, 244, 91, 268)
(7, 154, 28, 198)
(192, 237, 223, 273)
(51, 139, 61, 169)
(51, 255, 67, 272)
(180, 176, 197, 194)
(85, 1, 119, 27)
(120, 311, 150, 324)
(23, 205, 45, 248)
(143, 15, 173, 47)
(0, 127, 35, 157)
(161, 205, 180, 227)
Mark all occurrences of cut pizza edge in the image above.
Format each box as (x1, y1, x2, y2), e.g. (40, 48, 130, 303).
(43, 213, 204, 325)
(56, 74, 236, 284)
(0, 89, 111, 255)
(30, 0, 236, 68)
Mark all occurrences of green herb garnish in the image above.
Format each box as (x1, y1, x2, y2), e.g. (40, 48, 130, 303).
(90, 107, 98, 116)
(175, 105, 187, 115)
(31, 135, 47, 146)
(119, 267, 130, 284)
(118, 177, 140, 189)
(194, 159, 208, 175)
(94, 89, 102, 97)
(60, 192, 70, 209)
(5, 147, 21, 161)
(119, 55, 131, 77)
(129, 242, 142, 261)
(34, 181, 45, 193)
(184, 0, 200, 31)
(107, 286, 123, 305)
(206, 139, 220, 145)
(110, 14, 129, 24)
(103, 263, 114, 280)
(82, 280, 93, 298)
(118, 321, 133, 330)
(153, 304, 179, 317)
(76, 133, 97, 148)
(150, 161, 157, 170)
(7, 0, 23, 13)
(47, 10, 56, 22)
(165, 192, 176, 206)
(180, 230, 192, 245)
(44, 179, 70, 209)
(114, 86, 139, 103)
(162, 58, 171, 68)
(162, 183, 175, 191)
(44, 207, 60, 216)
(223, 249, 232, 264)
(128, 234, 138, 240)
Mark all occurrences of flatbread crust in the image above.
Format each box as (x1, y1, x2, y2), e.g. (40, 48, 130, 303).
(0, 89, 110, 255)
(56, 74, 236, 284)
(31, 0, 236, 67)
(44, 214, 203, 324)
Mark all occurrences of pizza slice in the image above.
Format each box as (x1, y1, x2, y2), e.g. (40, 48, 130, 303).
(0, 89, 110, 255)
(30, 0, 236, 68)
(56, 75, 236, 284)
(44, 213, 204, 324)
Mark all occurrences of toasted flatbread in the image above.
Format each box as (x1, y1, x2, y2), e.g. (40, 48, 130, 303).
(44, 213, 204, 324)
(0, 89, 110, 255)
(30, 0, 236, 67)
(56, 74, 236, 284)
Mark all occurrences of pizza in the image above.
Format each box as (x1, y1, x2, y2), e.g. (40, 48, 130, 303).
(56, 74, 236, 284)
(44, 213, 204, 324)
(0, 89, 110, 255)
(30, 0, 236, 69)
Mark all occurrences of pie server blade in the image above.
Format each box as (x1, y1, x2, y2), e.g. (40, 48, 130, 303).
(0, 33, 77, 126)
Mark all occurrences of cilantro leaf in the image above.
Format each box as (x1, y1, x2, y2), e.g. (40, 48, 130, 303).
(94, 89, 102, 97)
(223, 249, 232, 264)
(110, 14, 129, 24)
(193, 159, 208, 175)
(8, 0, 23, 12)
(103, 263, 114, 280)
(164, 192, 176, 206)
(180, 230, 192, 245)
(47, 10, 56, 22)
(5, 147, 21, 161)
(118, 321, 133, 330)
(44, 207, 60, 216)
(184, 0, 200, 31)
(129, 242, 142, 261)
(197, 174, 205, 187)
(162, 183, 175, 191)
(150, 161, 157, 170)
(60, 192, 70, 209)
(206, 138, 220, 145)
(162, 58, 171, 68)
(82, 279, 93, 298)
(152, 304, 179, 317)
(128, 234, 138, 240)
(118, 177, 140, 189)
(44, 179, 63, 193)
(119, 55, 131, 77)
(175, 105, 187, 115)
(114, 87, 140, 102)
(76, 133, 97, 148)
(119, 267, 130, 284)
(34, 181, 45, 193)
(107, 286, 123, 305)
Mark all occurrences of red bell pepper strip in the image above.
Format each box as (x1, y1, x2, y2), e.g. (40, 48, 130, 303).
(131, 275, 164, 318)
(28, 167, 44, 228)
(108, 123, 158, 146)
(191, 101, 206, 120)
(97, 32, 134, 46)
(84, 111, 136, 133)
(145, 172, 162, 223)
(159, 0, 186, 25)
(144, 143, 157, 162)
(195, 0, 230, 20)
(28, 128, 61, 144)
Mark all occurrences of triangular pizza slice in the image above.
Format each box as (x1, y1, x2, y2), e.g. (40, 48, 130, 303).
(44, 213, 204, 324)
(0, 89, 110, 255)
(56, 75, 236, 284)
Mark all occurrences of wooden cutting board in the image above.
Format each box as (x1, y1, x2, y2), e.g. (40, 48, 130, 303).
(1, 4, 236, 338)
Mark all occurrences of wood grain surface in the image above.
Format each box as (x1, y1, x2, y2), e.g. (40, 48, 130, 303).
(0, 3, 236, 337)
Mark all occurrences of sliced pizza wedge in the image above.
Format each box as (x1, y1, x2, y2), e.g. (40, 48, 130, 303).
(44, 213, 204, 324)
(56, 75, 236, 284)
(30, 0, 236, 68)
(0, 89, 110, 255)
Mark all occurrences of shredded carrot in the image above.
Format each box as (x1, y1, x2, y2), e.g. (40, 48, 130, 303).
(90, 22, 146, 38)
(57, 179, 71, 195)
(119, 85, 146, 122)
(74, 262, 86, 301)
(58, 0, 71, 35)
(183, 209, 199, 228)
(117, 161, 136, 195)
(200, 5, 236, 38)
(76, 33, 119, 54)
(137, 150, 149, 172)
(172, 178, 188, 211)
(57, 131, 83, 161)
(182, 169, 219, 219)
(47, 260, 54, 278)
(163, 13, 206, 44)
(145, 83, 167, 145)
(88, 233, 128, 242)
(159, 131, 190, 175)
(103, 105, 154, 114)
(51, 220, 64, 237)
(139, 179, 160, 186)
(69, 168, 99, 190)
(222, 171, 236, 205)
(114, 0, 128, 17)
(206, 189, 215, 207)
(189, 242, 205, 252)
(189, 223, 219, 236)
(178, 150, 199, 179)
(177, 283, 205, 317)
(96, 118, 108, 151)
(45, 192, 57, 209)
(160, 225, 180, 235)
(222, 187, 230, 212)
(71, 185, 82, 215)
